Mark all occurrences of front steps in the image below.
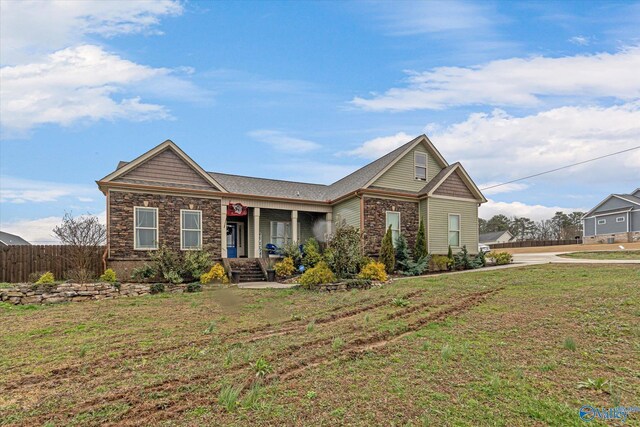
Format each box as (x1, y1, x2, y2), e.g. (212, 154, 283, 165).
(226, 258, 267, 282)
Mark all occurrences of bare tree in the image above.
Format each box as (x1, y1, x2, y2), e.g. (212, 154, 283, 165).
(53, 213, 106, 280)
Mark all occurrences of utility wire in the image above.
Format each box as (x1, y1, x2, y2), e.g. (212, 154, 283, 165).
(480, 146, 640, 191)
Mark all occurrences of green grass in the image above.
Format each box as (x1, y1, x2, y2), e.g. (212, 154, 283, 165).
(559, 250, 640, 260)
(1, 264, 638, 426)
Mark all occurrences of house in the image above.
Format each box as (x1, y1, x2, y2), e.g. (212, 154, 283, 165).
(479, 230, 513, 246)
(0, 231, 31, 247)
(97, 135, 486, 278)
(582, 188, 640, 244)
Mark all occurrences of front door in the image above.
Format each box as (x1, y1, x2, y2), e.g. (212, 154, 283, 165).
(226, 223, 238, 258)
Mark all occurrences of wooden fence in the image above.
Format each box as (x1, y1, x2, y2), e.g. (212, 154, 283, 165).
(489, 239, 582, 249)
(0, 245, 105, 283)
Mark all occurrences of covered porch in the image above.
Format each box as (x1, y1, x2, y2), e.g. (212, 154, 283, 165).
(221, 199, 333, 259)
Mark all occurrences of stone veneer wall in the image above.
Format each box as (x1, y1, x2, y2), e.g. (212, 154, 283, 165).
(363, 197, 420, 256)
(108, 191, 222, 278)
(582, 231, 640, 244)
(0, 282, 189, 305)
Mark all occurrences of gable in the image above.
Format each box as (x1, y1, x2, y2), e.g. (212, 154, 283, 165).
(115, 148, 220, 191)
(632, 188, 640, 198)
(433, 170, 475, 199)
(372, 142, 445, 192)
(586, 195, 636, 217)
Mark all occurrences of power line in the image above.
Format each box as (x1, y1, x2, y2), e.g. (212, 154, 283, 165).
(480, 146, 640, 191)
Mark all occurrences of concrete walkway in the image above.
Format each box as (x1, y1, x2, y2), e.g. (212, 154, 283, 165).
(512, 252, 640, 265)
(237, 281, 298, 289)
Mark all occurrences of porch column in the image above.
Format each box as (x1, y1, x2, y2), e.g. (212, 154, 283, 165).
(220, 202, 227, 258)
(253, 208, 261, 258)
(325, 212, 333, 239)
(291, 210, 298, 243)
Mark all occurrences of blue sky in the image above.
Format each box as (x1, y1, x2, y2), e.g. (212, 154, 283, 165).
(1, 0, 639, 242)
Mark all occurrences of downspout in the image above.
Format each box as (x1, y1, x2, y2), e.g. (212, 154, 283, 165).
(102, 188, 110, 273)
(358, 191, 365, 254)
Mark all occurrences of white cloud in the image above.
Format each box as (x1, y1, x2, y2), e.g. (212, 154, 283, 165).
(339, 132, 414, 159)
(431, 102, 640, 186)
(248, 130, 321, 152)
(480, 199, 585, 221)
(0, 45, 189, 133)
(351, 47, 640, 111)
(0, 211, 106, 244)
(478, 182, 528, 195)
(0, 0, 182, 64)
(569, 35, 590, 46)
(0, 176, 98, 204)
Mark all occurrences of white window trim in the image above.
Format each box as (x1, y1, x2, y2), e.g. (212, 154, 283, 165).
(180, 209, 203, 251)
(385, 211, 401, 247)
(616, 216, 625, 223)
(134, 206, 159, 250)
(597, 219, 606, 225)
(448, 213, 461, 248)
(414, 151, 428, 181)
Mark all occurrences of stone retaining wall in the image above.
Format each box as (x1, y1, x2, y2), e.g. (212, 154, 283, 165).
(316, 280, 385, 292)
(0, 282, 188, 305)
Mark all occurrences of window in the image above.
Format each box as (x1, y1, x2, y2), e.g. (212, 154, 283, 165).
(597, 219, 606, 225)
(448, 214, 460, 247)
(181, 210, 202, 250)
(134, 207, 158, 250)
(616, 217, 625, 223)
(386, 211, 401, 247)
(415, 152, 427, 181)
(270, 221, 302, 247)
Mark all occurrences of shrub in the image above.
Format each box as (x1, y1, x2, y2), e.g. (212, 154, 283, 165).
(453, 246, 473, 270)
(186, 282, 202, 293)
(472, 250, 486, 269)
(302, 237, 322, 269)
(164, 270, 183, 284)
(325, 220, 361, 279)
(53, 212, 105, 274)
(275, 257, 296, 277)
(429, 255, 451, 272)
(280, 241, 302, 267)
(68, 268, 94, 283)
(379, 225, 395, 274)
(99, 268, 117, 283)
(299, 261, 336, 288)
(182, 250, 213, 281)
(150, 246, 183, 283)
(200, 263, 229, 284)
(131, 264, 155, 281)
(342, 278, 372, 289)
(447, 245, 454, 268)
(488, 251, 513, 265)
(358, 261, 388, 282)
(414, 218, 428, 260)
(28, 271, 46, 284)
(35, 271, 55, 285)
(149, 283, 165, 294)
(395, 233, 429, 276)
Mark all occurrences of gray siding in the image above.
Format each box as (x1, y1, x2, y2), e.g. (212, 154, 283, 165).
(590, 196, 635, 214)
(593, 212, 628, 234)
(632, 210, 640, 232)
(583, 218, 596, 236)
(333, 197, 361, 229)
(373, 144, 443, 192)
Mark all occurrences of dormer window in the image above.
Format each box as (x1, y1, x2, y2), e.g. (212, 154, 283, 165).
(415, 152, 427, 181)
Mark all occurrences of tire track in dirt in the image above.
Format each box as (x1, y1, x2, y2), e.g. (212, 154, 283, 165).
(274, 287, 502, 381)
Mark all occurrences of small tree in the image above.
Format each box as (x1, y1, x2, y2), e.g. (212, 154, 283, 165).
(302, 237, 322, 269)
(414, 219, 428, 260)
(394, 233, 411, 271)
(379, 225, 395, 274)
(53, 213, 106, 280)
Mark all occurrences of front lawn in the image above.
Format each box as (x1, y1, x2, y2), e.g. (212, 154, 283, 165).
(560, 250, 640, 260)
(1, 264, 639, 426)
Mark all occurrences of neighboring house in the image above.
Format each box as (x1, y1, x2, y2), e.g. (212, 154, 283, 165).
(0, 231, 31, 247)
(97, 135, 486, 276)
(582, 188, 640, 244)
(479, 230, 513, 246)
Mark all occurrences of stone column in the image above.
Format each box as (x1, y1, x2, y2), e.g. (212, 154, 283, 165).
(220, 202, 227, 258)
(291, 210, 298, 243)
(253, 207, 261, 258)
(325, 212, 333, 240)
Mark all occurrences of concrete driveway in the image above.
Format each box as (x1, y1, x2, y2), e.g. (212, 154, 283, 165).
(512, 252, 640, 265)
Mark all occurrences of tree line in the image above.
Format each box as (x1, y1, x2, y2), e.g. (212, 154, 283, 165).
(479, 211, 584, 241)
